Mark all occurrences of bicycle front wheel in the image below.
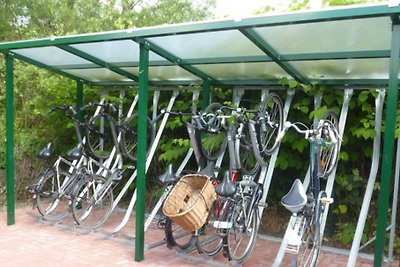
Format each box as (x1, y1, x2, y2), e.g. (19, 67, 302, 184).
(86, 114, 115, 159)
(71, 175, 113, 229)
(36, 169, 71, 220)
(121, 114, 152, 162)
(239, 125, 260, 176)
(196, 199, 223, 256)
(319, 111, 340, 178)
(258, 93, 283, 156)
(164, 217, 196, 251)
(296, 192, 326, 267)
(224, 196, 259, 263)
(196, 102, 227, 161)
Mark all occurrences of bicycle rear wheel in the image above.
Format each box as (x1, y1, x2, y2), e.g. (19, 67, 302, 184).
(196, 102, 227, 161)
(164, 217, 196, 251)
(258, 93, 283, 156)
(224, 195, 259, 263)
(319, 111, 340, 178)
(71, 175, 113, 229)
(86, 114, 115, 159)
(196, 199, 223, 256)
(296, 192, 325, 267)
(36, 169, 71, 220)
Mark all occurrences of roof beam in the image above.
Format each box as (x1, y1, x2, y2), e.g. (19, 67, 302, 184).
(134, 39, 220, 85)
(240, 28, 308, 84)
(57, 45, 139, 82)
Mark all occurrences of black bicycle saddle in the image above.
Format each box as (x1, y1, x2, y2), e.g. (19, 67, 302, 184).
(158, 164, 178, 185)
(67, 142, 83, 160)
(281, 179, 307, 214)
(198, 161, 216, 179)
(37, 142, 53, 159)
(216, 171, 237, 197)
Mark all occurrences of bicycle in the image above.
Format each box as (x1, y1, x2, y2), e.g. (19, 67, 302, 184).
(27, 105, 88, 220)
(85, 101, 149, 161)
(156, 104, 228, 251)
(278, 111, 340, 267)
(195, 98, 283, 263)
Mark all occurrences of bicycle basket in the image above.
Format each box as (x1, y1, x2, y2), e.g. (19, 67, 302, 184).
(162, 174, 216, 231)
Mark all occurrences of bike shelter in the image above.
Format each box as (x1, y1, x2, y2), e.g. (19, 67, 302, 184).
(1, 3, 400, 265)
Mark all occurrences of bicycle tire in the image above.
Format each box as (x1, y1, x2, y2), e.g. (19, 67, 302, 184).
(223, 194, 259, 264)
(258, 93, 283, 156)
(36, 168, 71, 220)
(239, 125, 260, 176)
(196, 102, 228, 161)
(121, 114, 152, 162)
(164, 217, 196, 251)
(319, 111, 340, 178)
(71, 175, 113, 229)
(296, 191, 325, 267)
(86, 114, 115, 159)
(196, 199, 223, 256)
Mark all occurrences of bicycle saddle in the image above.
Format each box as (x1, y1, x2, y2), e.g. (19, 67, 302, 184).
(198, 161, 216, 179)
(281, 179, 307, 214)
(158, 164, 178, 185)
(37, 142, 53, 159)
(216, 171, 237, 197)
(67, 142, 83, 160)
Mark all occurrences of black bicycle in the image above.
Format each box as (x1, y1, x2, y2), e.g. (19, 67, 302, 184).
(279, 111, 340, 267)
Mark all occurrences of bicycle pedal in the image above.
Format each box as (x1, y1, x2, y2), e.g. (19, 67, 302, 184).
(321, 197, 334, 204)
(258, 202, 268, 208)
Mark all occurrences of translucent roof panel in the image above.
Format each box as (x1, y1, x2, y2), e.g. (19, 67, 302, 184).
(147, 30, 266, 60)
(2, 3, 400, 87)
(254, 17, 392, 54)
(194, 62, 290, 81)
(11, 47, 96, 67)
(62, 68, 130, 82)
(290, 58, 393, 80)
(70, 40, 167, 66)
(123, 66, 201, 81)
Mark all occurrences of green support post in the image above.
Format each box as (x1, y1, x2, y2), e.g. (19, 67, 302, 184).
(135, 42, 149, 262)
(373, 23, 400, 266)
(76, 81, 84, 122)
(5, 53, 15, 225)
(202, 79, 211, 109)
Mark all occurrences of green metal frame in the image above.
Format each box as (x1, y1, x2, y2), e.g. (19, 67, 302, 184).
(373, 22, 400, 267)
(5, 53, 15, 225)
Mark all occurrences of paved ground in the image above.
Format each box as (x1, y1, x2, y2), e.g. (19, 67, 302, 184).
(0, 206, 398, 267)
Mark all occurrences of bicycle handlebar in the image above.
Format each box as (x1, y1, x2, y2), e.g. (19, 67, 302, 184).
(277, 120, 339, 145)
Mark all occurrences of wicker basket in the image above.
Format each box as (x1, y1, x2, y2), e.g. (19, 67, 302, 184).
(162, 174, 216, 231)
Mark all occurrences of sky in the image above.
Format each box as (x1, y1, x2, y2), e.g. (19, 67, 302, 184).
(214, 0, 293, 18)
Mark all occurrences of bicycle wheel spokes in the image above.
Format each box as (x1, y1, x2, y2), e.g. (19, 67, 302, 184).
(197, 103, 227, 161)
(36, 170, 70, 220)
(72, 175, 113, 229)
(121, 113, 138, 161)
(86, 114, 115, 159)
(319, 111, 340, 178)
(258, 93, 283, 156)
(225, 197, 259, 263)
(196, 200, 223, 255)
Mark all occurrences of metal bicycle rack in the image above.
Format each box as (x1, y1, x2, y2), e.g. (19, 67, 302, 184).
(347, 89, 398, 266)
(272, 88, 353, 266)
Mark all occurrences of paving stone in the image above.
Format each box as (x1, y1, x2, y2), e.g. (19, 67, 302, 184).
(0, 207, 398, 266)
